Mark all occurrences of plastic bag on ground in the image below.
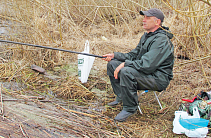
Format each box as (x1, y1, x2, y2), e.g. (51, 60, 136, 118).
(173, 107, 209, 138)
(78, 40, 95, 83)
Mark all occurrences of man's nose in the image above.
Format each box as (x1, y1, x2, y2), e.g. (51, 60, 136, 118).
(143, 17, 146, 22)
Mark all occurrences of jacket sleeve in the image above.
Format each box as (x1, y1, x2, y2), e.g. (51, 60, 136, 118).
(113, 39, 142, 61)
(124, 35, 173, 74)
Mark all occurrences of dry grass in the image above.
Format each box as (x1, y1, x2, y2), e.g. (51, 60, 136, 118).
(0, 0, 211, 137)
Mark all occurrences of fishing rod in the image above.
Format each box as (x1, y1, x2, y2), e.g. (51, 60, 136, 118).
(0, 40, 105, 58)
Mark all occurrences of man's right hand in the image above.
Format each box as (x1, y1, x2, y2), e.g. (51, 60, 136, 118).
(102, 53, 114, 62)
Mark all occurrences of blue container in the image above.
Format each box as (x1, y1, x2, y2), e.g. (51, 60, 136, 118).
(179, 118, 209, 130)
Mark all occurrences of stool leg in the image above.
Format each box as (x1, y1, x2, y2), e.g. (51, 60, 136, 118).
(154, 91, 163, 109)
(138, 105, 143, 114)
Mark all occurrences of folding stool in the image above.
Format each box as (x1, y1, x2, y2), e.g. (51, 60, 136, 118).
(138, 90, 165, 114)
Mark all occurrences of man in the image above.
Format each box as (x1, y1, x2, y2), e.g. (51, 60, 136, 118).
(102, 8, 174, 122)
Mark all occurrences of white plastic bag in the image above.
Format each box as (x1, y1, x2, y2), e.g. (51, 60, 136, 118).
(78, 40, 95, 83)
(173, 107, 209, 138)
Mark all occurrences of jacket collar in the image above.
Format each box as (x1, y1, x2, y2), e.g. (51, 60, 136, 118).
(145, 27, 163, 36)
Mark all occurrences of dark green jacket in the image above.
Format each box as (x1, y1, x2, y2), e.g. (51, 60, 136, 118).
(114, 27, 174, 86)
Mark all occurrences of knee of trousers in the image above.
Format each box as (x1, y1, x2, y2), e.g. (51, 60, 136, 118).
(119, 67, 138, 89)
(107, 60, 122, 76)
(107, 61, 114, 71)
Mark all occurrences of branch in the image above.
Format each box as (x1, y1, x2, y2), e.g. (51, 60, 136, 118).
(198, 0, 211, 6)
(0, 84, 3, 115)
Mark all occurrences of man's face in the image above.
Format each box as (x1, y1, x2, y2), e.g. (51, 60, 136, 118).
(143, 15, 159, 32)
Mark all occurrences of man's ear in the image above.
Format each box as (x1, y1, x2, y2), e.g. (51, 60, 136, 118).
(155, 19, 161, 26)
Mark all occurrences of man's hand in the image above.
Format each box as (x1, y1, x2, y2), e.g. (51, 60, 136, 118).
(114, 62, 125, 79)
(102, 53, 114, 62)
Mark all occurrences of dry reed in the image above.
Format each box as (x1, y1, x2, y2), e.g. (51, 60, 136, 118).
(0, 0, 211, 137)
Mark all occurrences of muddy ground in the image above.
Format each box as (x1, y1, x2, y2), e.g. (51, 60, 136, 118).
(0, 80, 119, 138)
(1, 4, 211, 137)
(0, 62, 181, 138)
(0, 66, 204, 138)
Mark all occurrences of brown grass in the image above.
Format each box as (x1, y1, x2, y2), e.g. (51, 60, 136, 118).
(0, 0, 211, 137)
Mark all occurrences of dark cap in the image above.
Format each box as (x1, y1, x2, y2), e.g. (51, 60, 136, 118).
(140, 8, 164, 22)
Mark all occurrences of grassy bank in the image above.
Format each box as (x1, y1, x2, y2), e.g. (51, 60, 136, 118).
(0, 0, 211, 137)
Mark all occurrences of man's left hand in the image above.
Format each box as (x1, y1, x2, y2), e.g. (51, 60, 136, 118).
(114, 62, 125, 79)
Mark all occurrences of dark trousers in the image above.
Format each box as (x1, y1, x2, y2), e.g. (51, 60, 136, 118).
(107, 60, 160, 112)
